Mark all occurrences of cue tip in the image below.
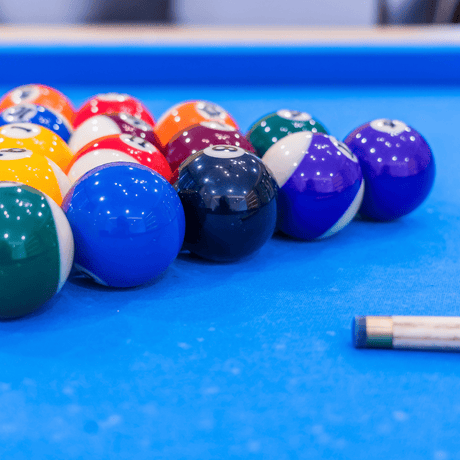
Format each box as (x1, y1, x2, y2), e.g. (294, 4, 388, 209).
(352, 315, 367, 348)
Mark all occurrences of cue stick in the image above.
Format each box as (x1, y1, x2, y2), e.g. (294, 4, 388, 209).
(353, 316, 460, 351)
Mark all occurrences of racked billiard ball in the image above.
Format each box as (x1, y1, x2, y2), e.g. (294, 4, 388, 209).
(0, 122, 74, 171)
(0, 182, 74, 318)
(0, 84, 75, 126)
(174, 145, 278, 262)
(0, 103, 73, 143)
(66, 133, 172, 183)
(262, 132, 364, 240)
(165, 121, 255, 173)
(344, 118, 435, 221)
(69, 112, 160, 154)
(62, 163, 185, 288)
(247, 109, 328, 158)
(154, 100, 239, 149)
(0, 147, 71, 205)
(73, 93, 155, 129)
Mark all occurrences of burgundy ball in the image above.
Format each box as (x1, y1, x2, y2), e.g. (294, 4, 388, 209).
(165, 121, 255, 172)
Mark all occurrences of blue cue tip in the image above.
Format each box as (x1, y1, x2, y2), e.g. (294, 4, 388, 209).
(353, 316, 367, 348)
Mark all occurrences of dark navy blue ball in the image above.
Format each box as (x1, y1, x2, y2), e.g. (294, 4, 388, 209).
(0, 103, 72, 143)
(174, 145, 278, 262)
(62, 163, 185, 287)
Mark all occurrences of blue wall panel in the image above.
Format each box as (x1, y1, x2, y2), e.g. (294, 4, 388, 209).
(1, 46, 460, 86)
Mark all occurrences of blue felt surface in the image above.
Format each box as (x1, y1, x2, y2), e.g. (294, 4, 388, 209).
(2, 80, 460, 459)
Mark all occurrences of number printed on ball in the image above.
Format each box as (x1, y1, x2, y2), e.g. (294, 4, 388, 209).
(0, 123, 41, 139)
(0, 147, 33, 160)
(203, 145, 245, 159)
(120, 134, 156, 152)
(2, 104, 38, 123)
(196, 102, 227, 120)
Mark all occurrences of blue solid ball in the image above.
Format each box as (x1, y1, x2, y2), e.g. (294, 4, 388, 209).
(62, 163, 185, 288)
(0, 103, 72, 143)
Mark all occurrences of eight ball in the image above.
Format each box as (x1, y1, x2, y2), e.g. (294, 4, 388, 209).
(174, 145, 278, 262)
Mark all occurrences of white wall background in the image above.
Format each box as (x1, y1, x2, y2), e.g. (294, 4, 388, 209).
(0, 0, 378, 25)
(0, 0, 95, 23)
(173, 0, 378, 26)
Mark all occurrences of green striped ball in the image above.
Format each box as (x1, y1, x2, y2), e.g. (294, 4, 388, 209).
(0, 182, 74, 318)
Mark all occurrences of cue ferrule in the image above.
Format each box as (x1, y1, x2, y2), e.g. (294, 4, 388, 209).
(365, 316, 393, 348)
(353, 316, 460, 351)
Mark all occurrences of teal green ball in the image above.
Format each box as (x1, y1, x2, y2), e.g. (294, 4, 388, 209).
(0, 182, 74, 318)
(247, 109, 328, 158)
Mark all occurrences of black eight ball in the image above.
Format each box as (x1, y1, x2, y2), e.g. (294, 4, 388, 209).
(174, 144, 278, 262)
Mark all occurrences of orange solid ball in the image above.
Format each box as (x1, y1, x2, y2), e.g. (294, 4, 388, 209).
(0, 84, 75, 126)
(154, 100, 239, 149)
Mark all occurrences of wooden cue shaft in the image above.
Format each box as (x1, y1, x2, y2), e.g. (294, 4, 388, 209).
(353, 316, 460, 351)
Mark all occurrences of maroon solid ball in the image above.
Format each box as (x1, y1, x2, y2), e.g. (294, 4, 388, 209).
(69, 112, 162, 154)
(165, 121, 255, 172)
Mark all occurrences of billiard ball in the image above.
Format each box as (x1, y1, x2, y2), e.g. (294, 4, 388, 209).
(166, 121, 255, 173)
(0, 182, 74, 318)
(154, 100, 238, 149)
(247, 109, 328, 158)
(0, 122, 74, 171)
(262, 132, 364, 240)
(62, 163, 185, 288)
(174, 145, 278, 262)
(0, 103, 73, 143)
(73, 93, 155, 129)
(66, 134, 172, 183)
(69, 112, 160, 154)
(0, 148, 71, 205)
(344, 118, 435, 221)
(0, 84, 75, 126)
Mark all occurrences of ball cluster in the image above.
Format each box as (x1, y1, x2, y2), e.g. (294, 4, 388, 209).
(0, 85, 436, 318)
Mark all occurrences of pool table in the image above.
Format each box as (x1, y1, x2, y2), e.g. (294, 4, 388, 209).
(1, 25, 460, 460)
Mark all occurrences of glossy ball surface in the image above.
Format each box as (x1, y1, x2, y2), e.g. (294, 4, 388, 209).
(66, 134, 172, 183)
(69, 112, 160, 154)
(0, 182, 74, 318)
(0, 147, 71, 205)
(175, 145, 278, 262)
(0, 103, 72, 143)
(154, 100, 238, 149)
(0, 84, 75, 126)
(263, 132, 364, 240)
(166, 121, 255, 173)
(73, 93, 155, 129)
(62, 163, 185, 288)
(0, 122, 74, 171)
(344, 119, 435, 221)
(247, 109, 328, 158)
